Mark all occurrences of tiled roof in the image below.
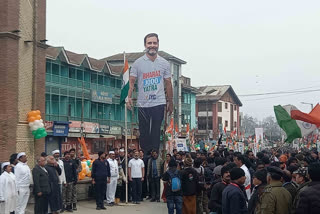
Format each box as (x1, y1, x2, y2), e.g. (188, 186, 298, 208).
(197, 85, 242, 106)
(45, 46, 120, 76)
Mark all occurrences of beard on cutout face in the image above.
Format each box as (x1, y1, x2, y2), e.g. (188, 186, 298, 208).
(145, 47, 158, 56)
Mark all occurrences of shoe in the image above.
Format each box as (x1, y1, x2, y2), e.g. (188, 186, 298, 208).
(150, 199, 156, 202)
(96, 207, 101, 210)
(136, 201, 140, 204)
(72, 203, 77, 211)
(101, 206, 107, 210)
(108, 203, 114, 206)
(66, 205, 73, 212)
(156, 200, 160, 202)
(146, 196, 152, 200)
(61, 205, 66, 213)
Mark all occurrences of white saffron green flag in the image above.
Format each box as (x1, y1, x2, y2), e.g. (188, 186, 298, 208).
(274, 105, 317, 142)
(120, 55, 129, 105)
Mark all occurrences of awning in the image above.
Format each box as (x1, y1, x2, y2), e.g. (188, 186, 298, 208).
(86, 134, 100, 138)
(100, 135, 116, 139)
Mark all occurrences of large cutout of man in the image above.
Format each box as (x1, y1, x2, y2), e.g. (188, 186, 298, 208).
(127, 33, 173, 153)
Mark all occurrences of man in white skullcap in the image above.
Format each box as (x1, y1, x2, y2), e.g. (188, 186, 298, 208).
(106, 151, 119, 206)
(0, 162, 17, 214)
(52, 150, 66, 211)
(15, 152, 32, 214)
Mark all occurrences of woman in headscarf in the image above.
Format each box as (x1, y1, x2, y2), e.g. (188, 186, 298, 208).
(0, 162, 17, 214)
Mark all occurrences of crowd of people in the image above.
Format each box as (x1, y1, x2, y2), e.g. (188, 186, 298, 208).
(1, 146, 320, 214)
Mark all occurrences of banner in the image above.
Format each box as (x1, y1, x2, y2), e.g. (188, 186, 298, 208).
(175, 138, 188, 152)
(69, 121, 99, 133)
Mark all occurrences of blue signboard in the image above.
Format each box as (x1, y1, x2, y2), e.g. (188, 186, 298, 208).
(91, 90, 113, 104)
(53, 121, 70, 137)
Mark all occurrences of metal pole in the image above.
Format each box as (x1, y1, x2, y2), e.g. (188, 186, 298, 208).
(125, 102, 128, 204)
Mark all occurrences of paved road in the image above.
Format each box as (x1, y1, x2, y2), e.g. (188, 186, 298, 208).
(27, 200, 168, 214)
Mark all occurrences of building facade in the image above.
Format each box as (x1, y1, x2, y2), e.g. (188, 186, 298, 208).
(181, 76, 199, 131)
(0, 0, 47, 165)
(45, 47, 140, 155)
(196, 85, 242, 140)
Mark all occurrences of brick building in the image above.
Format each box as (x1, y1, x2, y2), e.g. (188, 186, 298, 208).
(196, 85, 242, 139)
(0, 0, 47, 165)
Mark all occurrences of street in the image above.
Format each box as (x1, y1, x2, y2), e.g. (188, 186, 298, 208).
(26, 200, 168, 214)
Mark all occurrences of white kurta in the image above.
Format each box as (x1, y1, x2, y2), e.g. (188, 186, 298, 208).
(106, 158, 119, 203)
(15, 162, 32, 214)
(57, 159, 66, 184)
(0, 172, 17, 213)
(241, 164, 251, 200)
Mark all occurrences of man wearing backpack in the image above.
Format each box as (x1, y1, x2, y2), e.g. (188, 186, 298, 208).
(162, 159, 183, 214)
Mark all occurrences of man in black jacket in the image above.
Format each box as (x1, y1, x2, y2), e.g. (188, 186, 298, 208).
(296, 162, 320, 214)
(209, 164, 233, 214)
(62, 151, 78, 212)
(69, 148, 81, 211)
(32, 156, 51, 214)
(92, 151, 111, 210)
(222, 167, 248, 214)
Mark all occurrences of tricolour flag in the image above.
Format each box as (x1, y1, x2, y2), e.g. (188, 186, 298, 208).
(120, 54, 129, 105)
(291, 103, 320, 127)
(274, 105, 317, 142)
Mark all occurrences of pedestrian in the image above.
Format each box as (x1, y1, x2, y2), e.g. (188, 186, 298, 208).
(115, 157, 127, 205)
(222, 167, 248, 214)
(248, 169, 267, 214)
(194, 158, 205, 214)
(69, 148, 82, 211)
(147, 150, 163, 202)
(234, 154, 251, 199)
(162, 158, 183, 214)
(282, 169, 298, 201)
(255, 166, 292, 214)
(0, 162, 17, 214)
(292, 167, 311, 213)
(52, 150, 66, 205)
(128, 150, 145, 204)
(180, 157, 198, 214)
(127, 33, 173, 153)
(208, 164, 233, 214)
(45, 155, 62, 213)
(295, 162, 320, 214)
(62, 151, 78, 212)
(161, 153, 171, 203)
(9, 153, 18, 174)
(92, 151, 110, 210)
(106, 150, 119, 206)
(139, 149, 149, 200)
(15, 152, 32, 214)
(32, 156, 50, 214)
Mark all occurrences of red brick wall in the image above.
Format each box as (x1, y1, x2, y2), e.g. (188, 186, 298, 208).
(0, 0, 20, 162)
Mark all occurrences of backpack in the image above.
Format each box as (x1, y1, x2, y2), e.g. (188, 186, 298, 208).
(198, 167, 206, 190)
(168, 170, 181, 192)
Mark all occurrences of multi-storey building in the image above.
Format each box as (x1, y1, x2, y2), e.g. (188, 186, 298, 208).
(196, 85, 242, 139)
(45, 47, 139, 154)
(181, 76, 199, 132)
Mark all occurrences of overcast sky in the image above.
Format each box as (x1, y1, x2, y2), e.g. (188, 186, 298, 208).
(47, 0, 320, 120)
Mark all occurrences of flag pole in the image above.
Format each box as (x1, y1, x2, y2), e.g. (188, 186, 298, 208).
(124, 52, 129, 204)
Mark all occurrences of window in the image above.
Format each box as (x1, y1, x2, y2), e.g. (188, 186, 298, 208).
(69, 97, 75, 117)
(84, 71, 90, 82)
(91, 73, 97, 83)
(225, 120, 228, 127)
(45, 94, 51, 114)
(225, 103, 228, 109)
(69, 68, 76, 79)
(218, 117, 222, 125)
(61, 65, 68, 77)
(218, 102, 222, 112)
(91, 102, 97, 119)
(60, 96, 68, 115)
(234, 105, 237, 111)
(46, 62, 51, 74)
(52, 95, 59, 115)
(198, 102, 207, 112)
(234, 122, 237, 129)
(98, 75, 104, 85)
(110, 78, 115, 87)
(52, 63, 59, 76)
(76, 70, 83, 81)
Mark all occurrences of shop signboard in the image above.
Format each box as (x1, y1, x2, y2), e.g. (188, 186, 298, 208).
(100, 125, 110, 134)
(110, 126, 122, 135)
(91, 90, 112, 104)
(69, 121, 99, 133)
(53, 121, 70, 137)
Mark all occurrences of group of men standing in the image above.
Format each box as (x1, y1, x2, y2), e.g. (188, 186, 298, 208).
(0, 149, 81, 214)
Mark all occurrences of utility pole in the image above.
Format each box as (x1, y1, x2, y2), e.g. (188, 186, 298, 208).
(78, 81, 84, 156)
(206, 99, 209, 141)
